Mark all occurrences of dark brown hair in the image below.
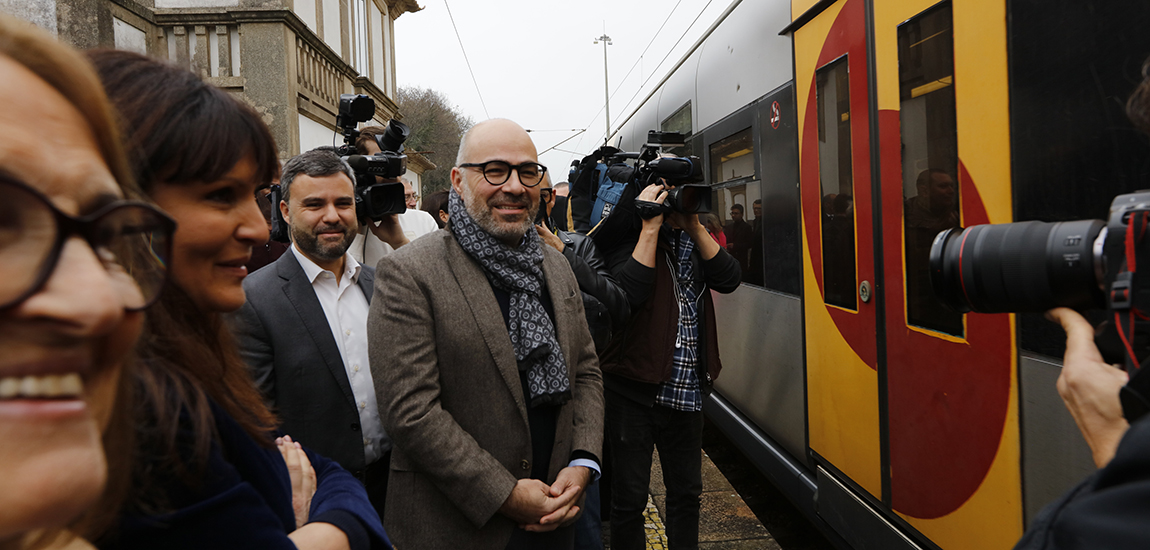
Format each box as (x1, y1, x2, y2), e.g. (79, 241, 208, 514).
(422, 189, 450, 228)
(0, 15, 139, 546)
(86, 50, 279, 517)
(1128, 58, 1150, 136)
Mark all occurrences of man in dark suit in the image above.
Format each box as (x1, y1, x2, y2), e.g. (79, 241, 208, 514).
(233, 149, 408, 517)
(368, 118, 603, 550)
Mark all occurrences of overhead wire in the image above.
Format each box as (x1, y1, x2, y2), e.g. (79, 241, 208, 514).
(565, 0, 713, 168)
(443, 0, 490, 119)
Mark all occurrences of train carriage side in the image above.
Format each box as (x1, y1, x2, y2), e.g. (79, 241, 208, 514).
(612, 0, 1150, 549)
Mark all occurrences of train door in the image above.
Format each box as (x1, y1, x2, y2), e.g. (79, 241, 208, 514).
(794, 0, 882, 502)
(872, 0, 1020, 547)
(795, 0, 1021, 547)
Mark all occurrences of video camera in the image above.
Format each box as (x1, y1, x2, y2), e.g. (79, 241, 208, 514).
(930, 191, 1150, 420)
(333, 94, 409, 223)
(615, 131, 710, 218)
(267, 94, 408, 242)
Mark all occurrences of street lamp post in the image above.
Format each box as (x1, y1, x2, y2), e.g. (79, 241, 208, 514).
(594, 33, 612, 143)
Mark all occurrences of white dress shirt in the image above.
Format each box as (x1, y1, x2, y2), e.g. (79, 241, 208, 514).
(350, 209, 442, 268)
(290, 244, 389, 463)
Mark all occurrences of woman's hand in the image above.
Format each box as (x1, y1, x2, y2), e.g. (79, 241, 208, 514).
(1047, 308, 1131, 468)
(277, 435, 316, 530)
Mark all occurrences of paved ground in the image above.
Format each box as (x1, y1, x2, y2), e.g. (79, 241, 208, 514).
(602, 420, 835, 550)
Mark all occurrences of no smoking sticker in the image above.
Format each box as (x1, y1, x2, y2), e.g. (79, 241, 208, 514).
(770, 101, 781, 129)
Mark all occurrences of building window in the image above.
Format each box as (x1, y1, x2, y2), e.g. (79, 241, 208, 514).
(350, 0, 369, 75)
(899, 2, 961, 335)
(816, 56, 856, 310)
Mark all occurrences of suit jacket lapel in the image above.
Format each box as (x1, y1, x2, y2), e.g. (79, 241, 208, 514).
(276, 252, 358, 409)
(442, 233, 530, 431)
(357, 266, 375, 305)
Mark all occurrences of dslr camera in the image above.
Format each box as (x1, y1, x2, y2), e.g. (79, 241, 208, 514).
(268, 94, 407, 242)
(930, 191, 1150, 420)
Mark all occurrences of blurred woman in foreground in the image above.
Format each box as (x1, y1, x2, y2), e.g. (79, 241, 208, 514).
(86, 50, 389, 550)
(0, 16, 173, 550)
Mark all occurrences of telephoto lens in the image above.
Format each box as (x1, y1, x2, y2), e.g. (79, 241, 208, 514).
(929, 219, 1107, 313)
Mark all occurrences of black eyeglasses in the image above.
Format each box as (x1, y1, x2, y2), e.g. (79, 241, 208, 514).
(540, 188, 553, 200)
(458, 160, 548, 187)
(0, 176, 176, 311)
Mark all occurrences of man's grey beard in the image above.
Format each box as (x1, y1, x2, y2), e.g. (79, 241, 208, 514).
(462, 184, 538, 245)
(291, 222, 356, 261)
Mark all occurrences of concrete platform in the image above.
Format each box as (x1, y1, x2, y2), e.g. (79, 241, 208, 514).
(605, 449, 777, 549)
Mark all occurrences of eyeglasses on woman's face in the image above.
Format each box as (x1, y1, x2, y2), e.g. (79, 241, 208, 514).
(0, 176, 176, 311)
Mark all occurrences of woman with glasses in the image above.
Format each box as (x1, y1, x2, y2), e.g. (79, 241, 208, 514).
(85, 50, 389, 550)
(0, 17, 173, 550)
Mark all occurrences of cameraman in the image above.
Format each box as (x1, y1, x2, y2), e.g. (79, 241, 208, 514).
(1015, 63, 1150, 550)
(1015, 308, 1139, 549)
(601, 181, 740, 550)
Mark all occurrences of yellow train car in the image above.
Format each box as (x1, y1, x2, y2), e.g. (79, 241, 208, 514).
(608, 0, 1150, 548)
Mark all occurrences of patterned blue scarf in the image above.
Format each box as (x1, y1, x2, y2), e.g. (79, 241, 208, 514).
(448, 189, 571, 407)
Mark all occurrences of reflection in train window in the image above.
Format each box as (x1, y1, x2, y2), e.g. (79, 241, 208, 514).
(710, 127, 754, 184)
(899, 2, 962, 336)
(710, 181, 762, 284)
(816, 56, 856, 310)
(662, 101, 693, 157)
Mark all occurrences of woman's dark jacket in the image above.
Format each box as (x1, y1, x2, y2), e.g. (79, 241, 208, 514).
(101, 400, 390, 550)
(600, 224, 741, 405)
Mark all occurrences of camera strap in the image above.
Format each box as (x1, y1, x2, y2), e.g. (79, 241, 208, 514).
(1114, 210, 1150, 422)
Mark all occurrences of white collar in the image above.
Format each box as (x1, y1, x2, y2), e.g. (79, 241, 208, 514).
(291, 243, 361, 285)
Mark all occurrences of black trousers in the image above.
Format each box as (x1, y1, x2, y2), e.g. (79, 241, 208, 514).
(606, 392, 704, 550)
(364, 451, 390, 520)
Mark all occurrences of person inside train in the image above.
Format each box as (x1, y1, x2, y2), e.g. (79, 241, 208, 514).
(85, 49, 392, 549)
(905, 169, 962, 332)
(1014, 59, 1150, 550)
(0, 16, 172, 549)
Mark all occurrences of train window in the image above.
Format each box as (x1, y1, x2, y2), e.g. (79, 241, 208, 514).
(662, 102, 693, 157)
(708, 127, 760, 281)
(710, 127, 754, 184)
(898, 2, 962, 336)
(816, 56, 856, 310)
(710, 180, 762, 283)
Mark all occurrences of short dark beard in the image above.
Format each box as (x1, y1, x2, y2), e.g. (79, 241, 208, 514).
(291, 222, 355, 262)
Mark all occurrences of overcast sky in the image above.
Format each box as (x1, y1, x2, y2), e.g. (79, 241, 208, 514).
(393, 0, 734, 181)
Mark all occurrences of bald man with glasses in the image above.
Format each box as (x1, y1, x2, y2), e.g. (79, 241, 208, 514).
(368, 118, 603, 550)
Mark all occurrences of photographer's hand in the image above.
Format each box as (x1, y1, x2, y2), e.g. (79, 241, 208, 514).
(367, 214, 410, 250)
(669, 211, 720, 261)
(1048, 307, 1130, 468)
(535, 224, 565, 253)
(632, 183, 669, 268)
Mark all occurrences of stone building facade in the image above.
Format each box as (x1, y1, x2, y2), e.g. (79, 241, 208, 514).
(1, 0, 435, 187)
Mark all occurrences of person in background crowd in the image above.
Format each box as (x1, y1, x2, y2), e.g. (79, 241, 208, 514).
(245, 186, 290, 273)
(536, 174, 629, 550)
(552, 181, 571, 231)
(723, 204, 753, 273)
(602, 180, 741, 550)
(347, 129, 439, 268)
(369, 118, 603, 550)
(87, 49, 390, 550)
(700, 213, 727, 249)
(0, 17, 173, 549)
(233, 150, 392, 517)
(422, 189, 450, 228)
